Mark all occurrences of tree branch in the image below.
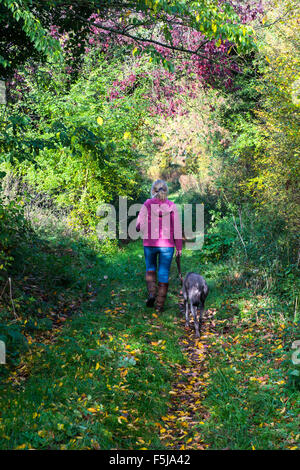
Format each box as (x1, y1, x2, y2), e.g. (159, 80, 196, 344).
(80, 16, 241, 74)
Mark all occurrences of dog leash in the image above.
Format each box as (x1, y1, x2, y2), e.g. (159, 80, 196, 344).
(176, 253, 183, 285)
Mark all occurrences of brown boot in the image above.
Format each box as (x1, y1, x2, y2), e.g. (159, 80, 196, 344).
(156, 282, 169, 312)
(146, 271, 157, 307)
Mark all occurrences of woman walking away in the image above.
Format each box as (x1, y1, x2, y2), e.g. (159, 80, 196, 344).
(136, 180, 182, 312)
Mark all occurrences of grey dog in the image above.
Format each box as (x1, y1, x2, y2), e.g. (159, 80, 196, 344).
(182, 272, 209, 338)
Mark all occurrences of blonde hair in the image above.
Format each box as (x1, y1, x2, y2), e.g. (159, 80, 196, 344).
(151, 179, 168, 201)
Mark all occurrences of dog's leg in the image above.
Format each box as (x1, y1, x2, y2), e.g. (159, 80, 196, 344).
(184, 299, 189, 328)
(192, 304, 200, 338)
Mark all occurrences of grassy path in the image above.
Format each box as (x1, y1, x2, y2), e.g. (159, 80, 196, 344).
(0, 240, 299, 450)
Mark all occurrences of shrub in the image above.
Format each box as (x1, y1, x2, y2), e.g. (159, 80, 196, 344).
(0, 198, 29, 281)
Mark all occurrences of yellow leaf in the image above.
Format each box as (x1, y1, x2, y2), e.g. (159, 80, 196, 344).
(97, 117, 103, 126)
(118, 416, 127, 424)
(95, 362, 100, 370)
(87, 408, 98, 413)
(15, 444, 26, 449)
(123, 131, 131, 140)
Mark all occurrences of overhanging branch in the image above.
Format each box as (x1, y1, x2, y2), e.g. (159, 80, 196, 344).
(78, 15, 242, 74)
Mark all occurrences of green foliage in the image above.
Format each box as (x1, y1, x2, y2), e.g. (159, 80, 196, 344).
(0, 322, 28, 366)
(250, 2, 300, 230)
(1, 51, 153, 233)
(0, 209, 97, 368)
(213, 72, 262, 203)
(0, 0, 62, 75)
(212, 0, 300, 234)
(201, 211, 236, 261)
(0, 198, 28, 279)
(199, 201, 300, 309)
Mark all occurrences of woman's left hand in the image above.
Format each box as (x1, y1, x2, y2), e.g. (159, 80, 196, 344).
(176, 250, 182, 257)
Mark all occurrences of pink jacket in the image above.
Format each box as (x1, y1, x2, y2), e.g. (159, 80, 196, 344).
(136, 198, 182, 251)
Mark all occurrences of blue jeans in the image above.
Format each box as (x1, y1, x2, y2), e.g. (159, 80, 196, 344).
(144, 246, 174, 283)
